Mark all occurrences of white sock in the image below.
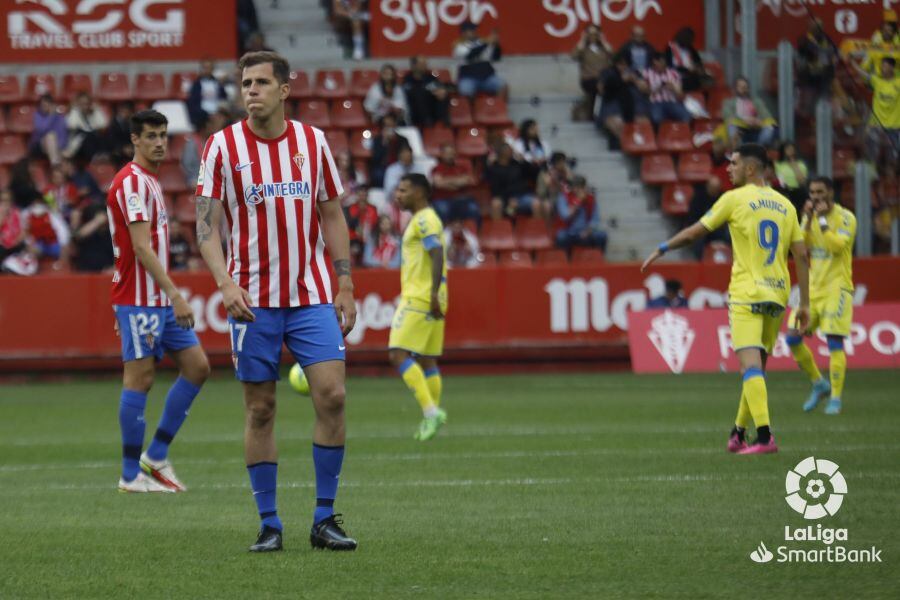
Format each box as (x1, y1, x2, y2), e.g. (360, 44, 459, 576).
(423, 406, 438, 418)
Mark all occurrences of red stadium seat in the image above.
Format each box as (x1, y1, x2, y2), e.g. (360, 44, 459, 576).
(25, 74, 57, 101)
(658, 121, 693, 153)
(0, 135, 25, 165)
(640, 153, 677, 185)
(314, 70, 348, 99)
(97, 73, 131, 102)
(473, 96, 512, 128)
(535, 248, 568, 265)
(169, 72, 194, 100)
(685, 91, 707, 114)
(661, 183, 694, 216)
(0, 76, 23, 104)
(134, 73, 168, 102)
(431, 68, 453, 84)
(621, 121, 658, 154)
(703, 241, 732, 263)
(515, 217, 553, 251)
(692, 120, 720, 151)
(324, 129, 349, 156)
(349, 129, 374, 159)
(571, 248, 604, 263)
(705, 62, 725, 88)
(475, 251, 496, 267)
(158, 163, 189, 194)
(166, 135, 188, 163)
(677, 151, 712, 182)
(422, 125, 455, 157)
(0, 165, 10, 188)
(61, 74, 93, 102)
(7, 104, 35, 135)
(297, 100, 332, 129)
(456, 127, 488, 158)
(707, 88, 730, 120)
(174, 193, 196, 224)
(448, 97, 473, 127)
(331, 99, 368, 129)
(88, 161, 117, 191)
(832, 148, 855, 180)
(499, 250, 532, 268)
(0, 110, 6, 134)
(479, 219, 516, 252)
(288, 70, 312, 100)
(349, 69, 380, 97)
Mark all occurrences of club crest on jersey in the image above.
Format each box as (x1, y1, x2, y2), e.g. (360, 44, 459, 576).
(244, 181, 312, 205)
(145, 333, 155, 349)
(293, 152, 305, 173)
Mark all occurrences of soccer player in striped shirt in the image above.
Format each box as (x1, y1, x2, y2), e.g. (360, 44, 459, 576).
(196, 52, 358, 553)
(107, 110, 210, 493)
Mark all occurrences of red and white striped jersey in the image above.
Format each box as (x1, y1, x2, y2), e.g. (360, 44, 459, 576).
(107, 162, 170, 307)
(196, 119, 343, 307)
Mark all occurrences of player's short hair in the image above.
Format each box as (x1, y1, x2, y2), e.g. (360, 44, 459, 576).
(883, 56, 897, 67)
(665, 279, 682, 294)
(401, 173, 432, 199)
(809, 176, 834, 191)
(238, 51, 290, 84)
(130, 110, 168, 136)
(735, 143, 768, 169)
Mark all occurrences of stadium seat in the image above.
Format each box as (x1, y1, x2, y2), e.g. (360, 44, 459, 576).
(349, 129, 373, 159)
(499, 250, 532, 268)
(685, 91, 708, 113)
(456, 127, 489, 157)
(0, 135, 25, 165)
(174, 193, 196, 224)
(621, 121, 658, 154)
(61, 74, 93, 102)
(288, 70, 312, 100)
(705, 62, 725, 88)
(0, 110, 6, 134)
(707, 88, 729, 120)
(832, 148, 855, 180)
(515, 217, 553, 251)
(431, 68, 453, 84)
(331, 99, 368, 129)
(7, 104, 35, 135)
(97, 73, 131, 102)
(134, 73, 168, 102)
(677, 151, 712, 182)
(324, 129, 349, 156)
(297, 100, 332, 129)
(349, 69, 380, 97)
(157, 163, 189, 194)
(479, 219, 516, 252)
(658, 122, 693, 153)
(475, 251, 496, 267)
(0, 165, 10, 188)
(169, 72, 194, 100)
(703, 241, 732, 263)
(422, 125, 456, 157)
(166, 134, 187, 163)
(535, 248, 568, 265)
(661, 183, 694, 216)
(692, 119, 720, 151)
(473, 96, 513, 128)
(448, 97, 473, 127)
(314, 70, 348, 99)
(87, 161, 117, 191)
(25, 74, 57, 101)
(571, 248, 604, 263)
(0, 76, 23, 103)
(640, 153, 677, 185)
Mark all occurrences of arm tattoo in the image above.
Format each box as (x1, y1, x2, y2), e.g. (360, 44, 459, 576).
(333, 259, 351, 277)
(196, 196, 213, 244)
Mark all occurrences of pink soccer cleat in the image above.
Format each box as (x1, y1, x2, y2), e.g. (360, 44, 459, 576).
(737, 436, 778, 455)
(727, 432, 748, 453)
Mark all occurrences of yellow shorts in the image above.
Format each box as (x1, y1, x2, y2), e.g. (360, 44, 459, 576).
(388, 298, 446, 357)
(789, 289, 853, 337)
(729, 302, 785, 353)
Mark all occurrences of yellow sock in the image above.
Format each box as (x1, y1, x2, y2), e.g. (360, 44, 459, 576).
(424, 368, 442, 407)
(789, 341, 822, 383)
(735, 391, 752, 429)
(400, 358, 435, 413)
(742, 369, 770, 428)
(830, 350, 846, 400)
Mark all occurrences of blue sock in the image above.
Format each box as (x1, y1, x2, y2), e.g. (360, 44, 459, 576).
(313, 443, 345, 524)
(247, 462, 282, 532)
(146, 377, 201, 461)
(119, 389, 147, 481)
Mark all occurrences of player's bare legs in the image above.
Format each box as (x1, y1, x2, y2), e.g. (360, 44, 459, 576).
(243, 381, 278, 465)
(305, 360, 347, 446)
(123, 356, 156, 394)
(734, 348, 777, 454)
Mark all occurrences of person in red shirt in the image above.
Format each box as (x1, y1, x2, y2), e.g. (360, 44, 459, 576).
(431, 143, 480, 225)
(363, 215, 401, 268)
(0, 189, 26, 263)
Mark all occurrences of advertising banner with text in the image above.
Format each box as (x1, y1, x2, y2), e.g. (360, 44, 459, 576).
(0, 0, 236, 63)
(752, 0, 899, 50)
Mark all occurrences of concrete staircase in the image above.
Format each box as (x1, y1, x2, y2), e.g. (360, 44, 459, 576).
(256, 0, 346, 64)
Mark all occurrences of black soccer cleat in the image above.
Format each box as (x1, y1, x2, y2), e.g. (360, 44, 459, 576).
(310, 514, 357, 551)
(249, 526, 283, 552)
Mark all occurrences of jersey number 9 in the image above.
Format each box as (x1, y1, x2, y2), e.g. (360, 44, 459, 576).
(758, 219, 779, 265)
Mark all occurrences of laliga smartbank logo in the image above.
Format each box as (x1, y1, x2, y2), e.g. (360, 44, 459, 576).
(749, 457, 882, 564)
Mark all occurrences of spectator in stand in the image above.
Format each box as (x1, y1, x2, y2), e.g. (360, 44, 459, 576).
(861, 10, 900, 75)
(369, 113, 410, 188)
(182, 109, 229, 190)
(345, 186, 379, 264)
(23, 194, 69, 268)
(168, 218, 194, 271)
(403, 55, 450, 128)
(616, 26, 655, 73)
(709, 138, 733, 192)
(64, 92, 108, 164)
(30, 95, 67, 167)
(453, 21, 506, 98)
(335, 149, 366, 206)
(444, 220, 481, 268)
(104, 101, 135, 167)
(486, 143, 536, 220)
(640, 53, 692, 126)
(333, 0, 370, 60)
(723, 77, 778, 147)
(61, 158, 103, 203)
(665, 27, 711, 93)
(512, 118, 553, 186)
(9, 159, 43, 209)
(796, 18, 837, 107)
(555, 175, 607, 252)
(537, 152, 572, 210)
(69, 195, 113, 272)
(187, 59, 227, 130)
(774, 141, 809, 212)
(431, 143, 479, 225)
(852, 56, 900, 164)
(687, 175, 728, 259)
(243, 30, 274, 53)
(363, 215, 401, 268)
(42, 165, 79, 224)
(364, 64, 408, 123)
(571, 25, 614, 119)
(648, 279, 688, 308)
(383, 146, 423, 204)
(237, 0, 260, 54)
(0, 189, 26, 264)
(597, 54, 640, 149)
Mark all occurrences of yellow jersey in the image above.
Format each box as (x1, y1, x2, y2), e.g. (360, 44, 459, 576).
(700, 184, 802, 306)
(801, 205, 856, 301)
(870, 75, 900, 128)
(400, 206, 448, 308)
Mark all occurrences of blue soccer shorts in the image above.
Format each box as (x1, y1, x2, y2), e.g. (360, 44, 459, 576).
(228, 304, 345, 383)
(114, 305, 199, 363)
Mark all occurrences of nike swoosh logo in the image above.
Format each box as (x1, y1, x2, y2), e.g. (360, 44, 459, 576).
(236, 162, 254, 171)
(338, 345, 346, 351)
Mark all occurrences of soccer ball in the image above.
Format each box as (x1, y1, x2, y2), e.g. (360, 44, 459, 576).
(289, 364, 310, 395)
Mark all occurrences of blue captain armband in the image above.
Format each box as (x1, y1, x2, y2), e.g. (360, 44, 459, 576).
(423, 235, 442, 250)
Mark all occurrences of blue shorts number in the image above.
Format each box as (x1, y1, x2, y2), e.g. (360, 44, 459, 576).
(758, 219, 779, 265)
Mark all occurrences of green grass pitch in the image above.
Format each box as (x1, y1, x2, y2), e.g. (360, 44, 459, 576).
(1, 370, 898, 598)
